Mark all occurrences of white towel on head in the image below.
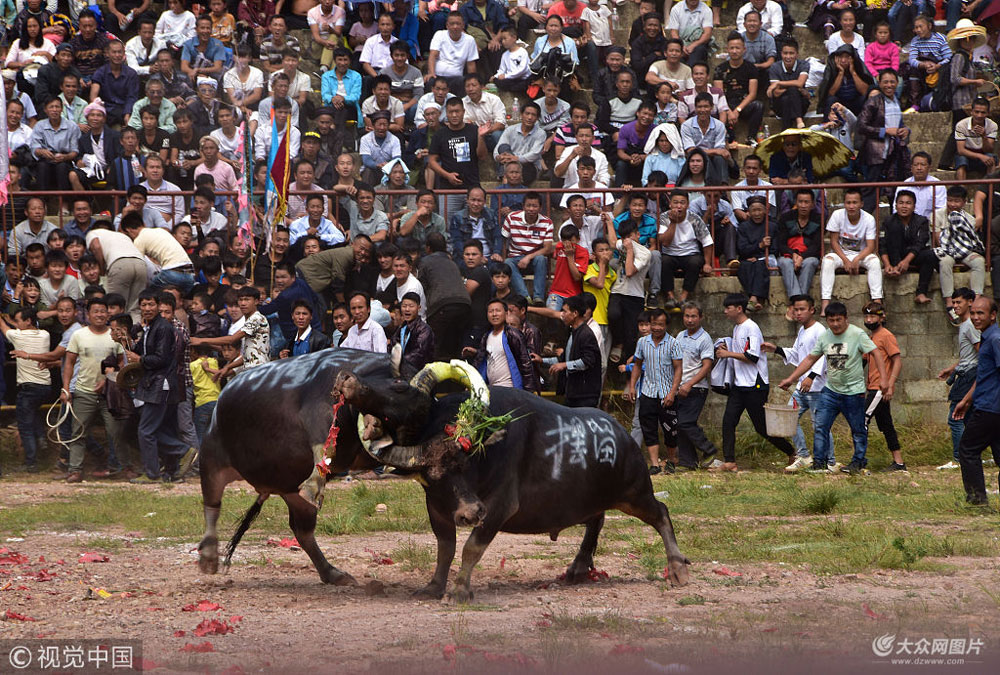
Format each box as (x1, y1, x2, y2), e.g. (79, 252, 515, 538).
(643, 123, 684, 159)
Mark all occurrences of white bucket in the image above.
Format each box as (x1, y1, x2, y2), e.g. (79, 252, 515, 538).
(764, 404, 799, 438)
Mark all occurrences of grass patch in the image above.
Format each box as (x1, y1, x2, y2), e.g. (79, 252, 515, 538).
(801, 485, 843, 514)
(390, 539, 436, 572)
(677, 595, 707, 606)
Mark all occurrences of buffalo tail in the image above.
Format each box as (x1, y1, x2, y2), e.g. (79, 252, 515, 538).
(223, 494, 269, 567)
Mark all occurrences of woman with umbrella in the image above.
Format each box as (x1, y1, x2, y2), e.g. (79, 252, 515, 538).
(857, 67, 911, 213)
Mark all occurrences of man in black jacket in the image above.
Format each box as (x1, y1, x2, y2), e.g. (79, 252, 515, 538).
(774, 188, 823, 311)
(278, 300, 331, 358)
(420, 233, 471, 360)
(35, 44, 83, 106)
(69, 102, 121, 192)
(881, 189, 937, 305)
(391, 292, 435, 379)
(533, 294, 602, 408)
(127, 289, 194, 483)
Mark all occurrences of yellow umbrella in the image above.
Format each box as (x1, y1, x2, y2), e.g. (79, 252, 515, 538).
(756, 127, 854, 178)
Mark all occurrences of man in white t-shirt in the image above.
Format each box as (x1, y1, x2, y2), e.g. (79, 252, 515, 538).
(120, 212, 196, 294)
(955, 98, 998, 182)
(390, 254, 427, 318)
(820, 187, 882, 316)
(713, 292, 796, 473)
(427, 13, 479, 95)
(85, 226, 148, 321)
(894, 151, 945, 218)
(1, 307, 52, 473)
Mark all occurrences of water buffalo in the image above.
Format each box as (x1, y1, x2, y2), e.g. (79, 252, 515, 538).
(196, 348, 433, 585)
(345, 361, 691, 602)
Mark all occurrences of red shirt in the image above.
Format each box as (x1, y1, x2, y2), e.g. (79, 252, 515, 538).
(550, 242, 589, 298)
(547, 1, 586, 29)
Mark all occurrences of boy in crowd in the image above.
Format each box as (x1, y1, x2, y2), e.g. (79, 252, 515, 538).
(674, 300, 719, 471)
(191, 287, 271, 375)
(547, 224, 589, 311)
(938, 288, 979, 471)
(862, 302, 906, 472)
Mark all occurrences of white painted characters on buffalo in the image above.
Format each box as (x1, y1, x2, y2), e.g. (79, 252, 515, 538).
(544, 415, 618, 479)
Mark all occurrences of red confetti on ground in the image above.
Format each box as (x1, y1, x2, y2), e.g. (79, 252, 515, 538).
(265, 538, 300, 549)
(442, 644, 457, 661)
(30, 570, 55, 582)
(364, 548, 393, 565)
(179, 642, 215, 653)
(173, 631, 186, 638)
(534, 620, 551, 628)
(0, 549, 29, 565)
(193, 618, 235, 637)
(500, 556, 505, 570)
(762, 627, 778, 633)
(863, 603, 886, 620)
(609, 644, 644, 656)
(229, 616, 243, 624)
(588, 568, 610, 582)
(78, 552, 110, 563)
(37, 556, 44, 563)
(4, 609, 37, 621)
(182, 600, 222, 612)
(599, 632, 615, 639)
(713, 566, 742, 577)
(147, 607, 164, 611)
(54, 560, 65, 566)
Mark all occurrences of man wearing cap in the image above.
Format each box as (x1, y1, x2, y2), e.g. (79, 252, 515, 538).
(90, 40, 139, 125)
(36, 44, 81, 106)
(296, 132, 335, 189)
(359, 110, 402, 185)
(69, 100, 121, 192)
(406, 102, 443, 186)
(3, 70, 37, 124)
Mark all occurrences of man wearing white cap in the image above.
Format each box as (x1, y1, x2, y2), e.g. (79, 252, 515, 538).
(69, 99, 121, 192)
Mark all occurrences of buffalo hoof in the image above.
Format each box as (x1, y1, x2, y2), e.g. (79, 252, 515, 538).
(322, 568, 358, 586)
(413, 583, 445, 600)
(666, 557, 691, 587)
(563, 562, 593, 585)
(198, 537, 219, 575)
(449, 587, 474, 604)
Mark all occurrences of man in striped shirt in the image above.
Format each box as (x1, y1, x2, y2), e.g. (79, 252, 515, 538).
(905, 15, 951, 111)
(501, 192, 554, 306)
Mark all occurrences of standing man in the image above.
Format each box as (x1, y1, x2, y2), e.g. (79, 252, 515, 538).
(862, 302, 906, 472)
(779, 302, 887, 475)
(953, 296, 1000, 506)
(1, 308, 53, 476)
(127, 290, 196, 483)
(938, 288, 979, 470)
(341, 292, 388, 353)
(764, 294, 835, 473)
(535, 294, 602, 407)
(674, 301, 718, 471)
(714, 293, 797, 472)
(85, 225, 147, 322)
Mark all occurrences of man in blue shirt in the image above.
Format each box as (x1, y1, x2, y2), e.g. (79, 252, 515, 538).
(89, 40, 139, 126)
(181, 16, 226, 82)
(954, 296, 1000, 505)
(613, 192, 661, 307)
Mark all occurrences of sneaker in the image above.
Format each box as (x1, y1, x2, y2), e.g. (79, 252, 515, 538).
(826, 462, 843, 474)
(937, 460, 961, 470)
(840, 461, 870, 475)
(784, 456, 812, 473)
(698, 450, 718, 469)
(645, 293, 661, 308)
(178, 447, 199, 477)
(662, 461, 676, 475)
(649, 465, 662, 475)
(129, 474, 160, 484)
(880, 462, 909, 473)
(806, 462, 828, 473)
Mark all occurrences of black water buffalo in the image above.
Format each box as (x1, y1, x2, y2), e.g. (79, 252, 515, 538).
(196, 348, 432, 585)
(344, 364, 690, 602)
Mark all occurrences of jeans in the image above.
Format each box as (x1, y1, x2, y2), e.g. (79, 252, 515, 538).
(630, 401, 643, 449)
(482, 129, 504, 156)
(580, 39, 600, 84)
(137, 401, 189, 479)
(958, 407, 1000, 502)
(721, 384, 795, 462)
(67, 391, 119, 473)
(949, 399, 965, 462)
(615, 158, 644, 187)
(193, 401, 217, 444)
(149, 268, 195, 295)
(777, 256, 819, 298)
(676, 388, 717, 468)
(947, 0, 962, 30)
(792, 389, 835, 462)
(505, 254, 549, 301)
(813, 388, 869, 467)
(177, 385, 199, 450)
(545, 293, 568, 311)
(15, 383, 50, 466)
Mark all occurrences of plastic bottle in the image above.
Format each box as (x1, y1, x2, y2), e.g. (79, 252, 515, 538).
(763, 124, 770, 139)
(610, 4, 620, 31)
(121, 9, 134, 29)
(130, 156, 142, 178)
(511, 97, 520, 123)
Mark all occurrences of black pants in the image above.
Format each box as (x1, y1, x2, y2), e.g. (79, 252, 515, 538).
(722, 384, 795, 462)
(607, 294, 644, 361)
(516, 13, 541, 41)
(328, 105, 357, 156)
(715, 222, 738, 263)
(731, 101, 764, 142)
(676, 388, 717, 468)
(662, 253, 704, 296)
(885, 245, 939, 296)
(865, 389, 900, 452)
(566, 394, 601, 409)
(771, 89, 808, 128)
(427, 302, 469, 360)
(35, 160, 73, 191)
(737, 258, 769, 301)
(638, 394, 678, 448)
(958, 407, 1000, 502)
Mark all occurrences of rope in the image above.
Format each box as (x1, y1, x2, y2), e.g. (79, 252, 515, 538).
(44, 391, 84, 448)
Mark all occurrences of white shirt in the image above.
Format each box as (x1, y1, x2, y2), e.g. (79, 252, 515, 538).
(825, 31, 865, 59)
(485, 330, 514, 386)
(181, 210, 230, 237)
(271, 69, 312, 99)
(85, 230, 143, 269)
(155, 9, 197, 43)
(560, 151, 610, 186)
(125, 34, 167, 76)
(667, 2, 713, 38)
(560, 181, 614, 209)
(611, 239, 651, 298)
(582, 6, 612, 47)
(430, 30, 479, 78)
(463, 92, 506, 127)
(8, 122, 32, 149)
(360, 33, 397, 71)
(342, 316, 388, 353)
(140, 179, 186, 224)
(253, 123, 301, 161)
(5, 328, 52, 386)
(497, 46, 531, 80)
(730, 179, 776, 212)
(414, 92, 455, 126)
(778, 321, 828, 391)
(558, 215, 604, 251)
(223, 66, 265, 105)
(895, 176, 946, 219)
(395, 274, 427, 319)
(826, 208, 876, 253)
(658, 214, 714, 256)
(736, 0, 783, 36)
(731, 317, 768, 387)
(210, 126, 242, 159)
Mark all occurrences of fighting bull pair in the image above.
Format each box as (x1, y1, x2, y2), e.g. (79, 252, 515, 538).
(196, 350, 689, 601)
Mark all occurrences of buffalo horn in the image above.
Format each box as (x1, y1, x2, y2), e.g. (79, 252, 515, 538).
(409, 360, 490, 405)
(356, 413, 427, 468)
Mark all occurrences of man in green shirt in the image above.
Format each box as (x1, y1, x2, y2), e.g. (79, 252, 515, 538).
(780, 302, 887, 475)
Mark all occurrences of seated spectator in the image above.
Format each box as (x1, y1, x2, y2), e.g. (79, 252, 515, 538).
(820, 187, 882, 315)
(207, 0, 236, 46)
(889, 0, 928, 43)
(903, 15, 951, 112)
(375, 160, 416, 226)
(405, 102, 441, 185)
(680, 92, 731, 181)
(627, 0, 658, 44)
(825, 8, 864, 58)
(127, 79, 178, 135)
(613, 192, 661, 306)
(596, 70, 641, 151)
(881, 189, 937, 305)
(593, 46, 637, 110)
(767, 38, 809, 129)
(677, 62, 728, 123)
(449, 186, 503, 260)
(112, 185, 169, 231)
(493, 162, 529, 222)
(806, 0, 862, 40)
(308, 0, 347, 71)
(532, 14, 580, 75)
(645, 37, 692, 92)
(934, 186, 986, 317)
(362, 10, 399, 81)
(296, 132, 335, 190)
(769, 134, 815, 203)
(253, 98, 300, 161)
(642, 123, 686, 186)
(156, 0, 197, 50)
(533, 78, 571, 137)
(414, 76, 456, 127)
(675, 146, 717, 188)
(319, 48, 362, 156)
(398, 189, 447, 248)
(181, 15, 226, 83)
(774, 188, 822, 306)
(5, 16, 55, 97)
(140, 155, 185, 225)
(502, 192, 554, 305)
(955, 97, 997, 181)
(652, 81, 679, 126)
(666, 0, 713, 65)
(69, 9, 109, 85)
(631, 12, 669, 86)
(188, 78, 222, 137)
(816, 44, 873, 117)
(9, 197, 55, 258)
(381, 41, 424, 125)
(269, 49, 310, 113)
(35, 42, 78, 107)
(346, 1, 377, 62)
(810, 101, 858, 181)
(689, 189, 737, 265)
(180, 186, 233, 241)
(615, 101, 656, 187)
(715, 32, 763, 145)
(893, 151, 945, 217)
(560, 194, 611, 251)
(259, 15, 301, 74)
(222, 44, 264, 112)
(361, 74, 405, 134)
(740, 10, 777, 89)
(193, 135, 237, 200)
(359, 110, 402, 185)
(494, 101, 545, 186)
(290, 194, 345, 248)
(460, 0, 509, 80)
(561, 155, 614, 213)
(149, 48, 195, 108)
(389, 253, 428, 317)
(864, 20, 898, 80)
(167, 109, 204, 190)
(738, 0, 784, 36)
(463, 297, 537, 390)
(657, 189, 714, 309)
(733, 196, 771, 311)
(426, 12, 479, 95)
(731, 154, 776, 222)
(349, 182, 390, 243)
(857, 67, 910, 213)
(7, 99, 33, 152)
(29, 97, 80, 193)
(69, 100, 120, 193)
(136, 104, 170, 163)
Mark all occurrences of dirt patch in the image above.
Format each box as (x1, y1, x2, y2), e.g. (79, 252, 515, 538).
(2, 477, 999, 673)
